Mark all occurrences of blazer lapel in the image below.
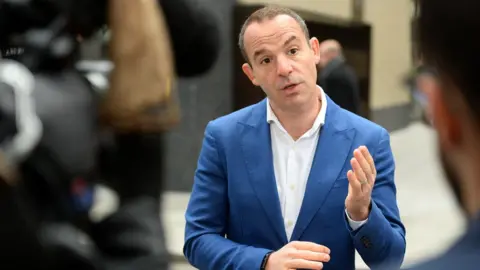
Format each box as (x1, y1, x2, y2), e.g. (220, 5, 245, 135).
(239, 100, 288, 244)
(291, 98, 355, 240)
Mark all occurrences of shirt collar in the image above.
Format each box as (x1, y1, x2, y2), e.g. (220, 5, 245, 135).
(266, 85, 327, 134)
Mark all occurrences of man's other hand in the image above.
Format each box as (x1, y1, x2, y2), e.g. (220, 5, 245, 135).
(265, 241, 330, 270)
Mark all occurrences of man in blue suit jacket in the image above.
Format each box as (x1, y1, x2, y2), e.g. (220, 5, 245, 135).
(184, 6, 405, 270)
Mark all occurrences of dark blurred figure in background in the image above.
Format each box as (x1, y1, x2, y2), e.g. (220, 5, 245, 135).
(403, 65, 437, 126)
(404, 0, 480, 269)
(317, 39, 361, 115)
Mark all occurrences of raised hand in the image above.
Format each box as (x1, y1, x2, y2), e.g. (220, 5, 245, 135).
(345, 146, 376, 221)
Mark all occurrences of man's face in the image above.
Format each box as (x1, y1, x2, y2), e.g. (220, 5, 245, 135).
(241, 15, 320, 111)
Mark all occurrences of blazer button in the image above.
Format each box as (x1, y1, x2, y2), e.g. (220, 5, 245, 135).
(360, 236, 372, 248)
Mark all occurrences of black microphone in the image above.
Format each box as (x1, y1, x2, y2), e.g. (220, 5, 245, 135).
(160, 0, 221, 77)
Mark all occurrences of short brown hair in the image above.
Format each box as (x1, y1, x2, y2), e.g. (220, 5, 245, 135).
(238, 5, 310, 63)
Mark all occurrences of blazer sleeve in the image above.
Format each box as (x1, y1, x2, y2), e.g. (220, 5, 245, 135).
(183, 121, 271, 270)
(345, 128, 406, 269)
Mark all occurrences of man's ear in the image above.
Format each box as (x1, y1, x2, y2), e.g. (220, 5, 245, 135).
(242, 63, 259, 86)
(309, 37, 321, 65)
(426, 82, 462, 150)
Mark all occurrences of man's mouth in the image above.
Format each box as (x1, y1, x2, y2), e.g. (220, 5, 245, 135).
(283, 83, 298, 90)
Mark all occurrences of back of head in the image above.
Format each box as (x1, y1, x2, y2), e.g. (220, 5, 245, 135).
(415, 0, 480, 217)
(415, 0, 480, 125)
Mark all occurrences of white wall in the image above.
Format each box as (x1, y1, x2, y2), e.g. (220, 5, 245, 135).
(363, 0, 412, 109)
(238, 0, 351, 19)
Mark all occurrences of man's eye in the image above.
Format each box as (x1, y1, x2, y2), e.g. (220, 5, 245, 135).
(261, 58, 271, 64)
(288, 48, 298, 55)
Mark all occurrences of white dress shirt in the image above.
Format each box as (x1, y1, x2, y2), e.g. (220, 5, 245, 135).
(267, 86, 367, 240)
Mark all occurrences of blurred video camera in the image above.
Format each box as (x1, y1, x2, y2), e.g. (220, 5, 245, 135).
(0, 0, 219, 269)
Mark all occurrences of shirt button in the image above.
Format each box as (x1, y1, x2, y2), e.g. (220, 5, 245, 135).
(290, 184, 295, 191)
(286, 220, 293, 227)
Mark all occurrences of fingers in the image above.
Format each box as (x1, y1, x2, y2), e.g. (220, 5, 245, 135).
(289, 250, 330, 262)
(354, 149, 370, 175)
(359, 146, 376, 176)
(285, 242, 330, 270)
(354, 150, 372, 183)
(286, 259, 324, 269)
(352, 146, 376, 186)
(347, 169, 361, 192)
(351, 158, 367, 187)
(290, 241, 330, 254)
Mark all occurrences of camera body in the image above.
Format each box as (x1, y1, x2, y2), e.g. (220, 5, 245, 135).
(0, 58, 105, 269)
(0, 0, 219, 267)
(0, 0, 106, 39)
(0, 0, 110, 217)
(0, 1, 158, 268)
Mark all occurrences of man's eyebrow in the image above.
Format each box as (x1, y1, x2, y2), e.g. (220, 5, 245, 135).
(253, 48, 267, 61)
(283, 35, 297, 47)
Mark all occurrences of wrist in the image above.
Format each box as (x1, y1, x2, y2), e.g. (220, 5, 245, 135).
(349, 208, 369, 221)
(348, 201, 372, 221)
(261, 251, 275, 270)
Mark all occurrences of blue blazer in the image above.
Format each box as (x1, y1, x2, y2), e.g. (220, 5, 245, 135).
(184, 96, 406, 270)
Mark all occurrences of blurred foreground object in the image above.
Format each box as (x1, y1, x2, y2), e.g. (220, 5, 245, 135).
(101, 0, 178, 132)
(403, 0, 480, 269)
(0, 0, 215, 268)
(159, 0, 221, 77)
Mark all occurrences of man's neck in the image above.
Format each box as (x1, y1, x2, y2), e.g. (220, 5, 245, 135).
(271, 98, 321, 140)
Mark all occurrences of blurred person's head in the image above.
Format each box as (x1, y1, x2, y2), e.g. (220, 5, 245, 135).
(415, 0, 480, 218)
(405, 65, 438, 123)
(318, 39, 343, 69)
(414, 70, 436, 122)
(238, 6, 321, 114)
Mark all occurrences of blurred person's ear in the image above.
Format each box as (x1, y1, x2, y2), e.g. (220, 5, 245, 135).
(101, 0, 180, 133)
(416, 74, 436, 122)
(423, 79, 462, 150)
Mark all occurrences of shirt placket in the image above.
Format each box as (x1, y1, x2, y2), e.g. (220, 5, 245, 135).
(284, 142, 299, 240)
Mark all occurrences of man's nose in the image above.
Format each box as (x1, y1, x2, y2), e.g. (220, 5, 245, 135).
(276, 56, 293, 77)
